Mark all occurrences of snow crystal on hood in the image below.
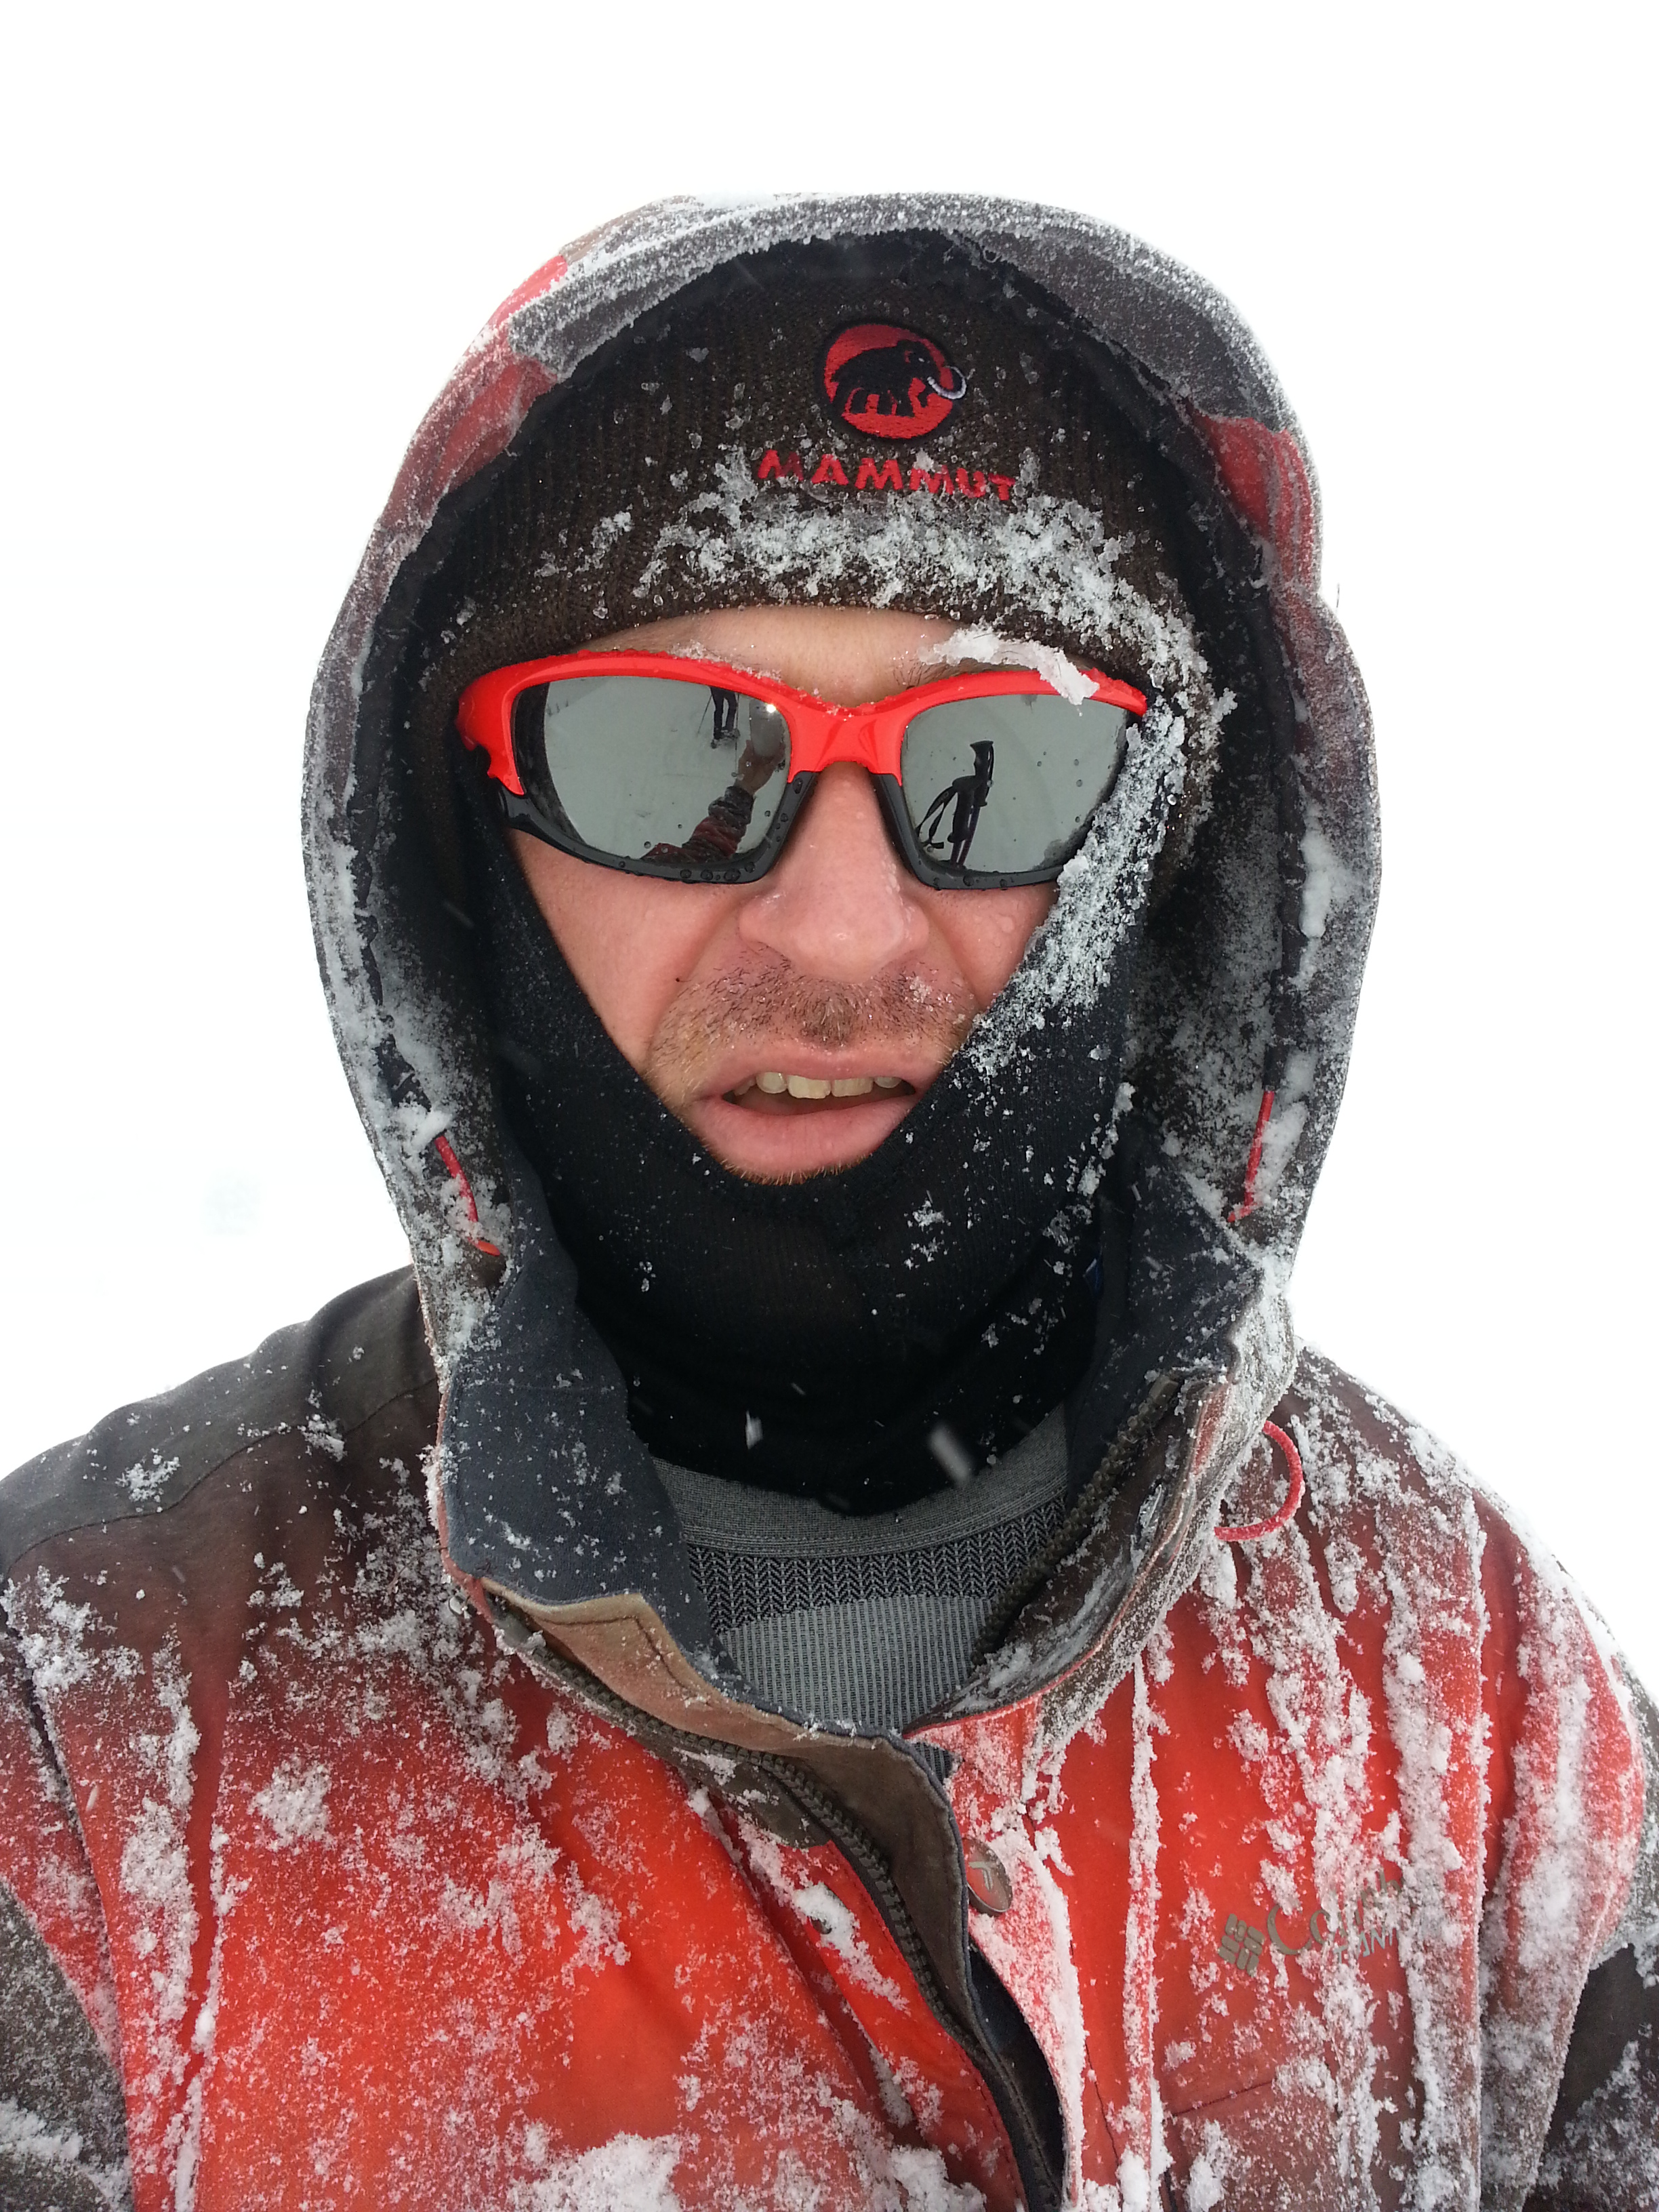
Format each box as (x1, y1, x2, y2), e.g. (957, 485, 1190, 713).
(303, 813, 504, 1380)
(968, 693, 1191, 1082)
(1294, 798, 1359, 994)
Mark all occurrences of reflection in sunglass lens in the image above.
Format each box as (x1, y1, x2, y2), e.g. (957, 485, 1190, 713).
(900, 694, 1132, 880)
(511, 675, 791, 869)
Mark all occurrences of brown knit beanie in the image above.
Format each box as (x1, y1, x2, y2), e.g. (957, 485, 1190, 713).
(394, 231, 1226, 868)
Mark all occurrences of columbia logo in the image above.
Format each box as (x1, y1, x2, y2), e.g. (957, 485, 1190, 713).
(1217, 1876, 1406, 1978)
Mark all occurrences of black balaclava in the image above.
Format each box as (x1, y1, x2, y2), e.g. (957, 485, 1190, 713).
(453, 744, 1115, 1508)
(401, 236, 1227, 1511)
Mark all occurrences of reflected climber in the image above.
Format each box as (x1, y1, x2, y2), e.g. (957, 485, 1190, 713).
(649, 689, 787, 867)
(917, 739, 995, 869)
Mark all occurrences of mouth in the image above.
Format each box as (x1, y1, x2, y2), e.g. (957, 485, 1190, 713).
(674, 1052, 935, 1176)
(724, 1071, 917, 1113)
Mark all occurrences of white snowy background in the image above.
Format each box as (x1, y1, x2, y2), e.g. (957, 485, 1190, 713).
(3, 3, 1654, 1689)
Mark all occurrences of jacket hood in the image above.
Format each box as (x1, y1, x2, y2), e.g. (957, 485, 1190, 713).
(302, 193, 1378, 1721)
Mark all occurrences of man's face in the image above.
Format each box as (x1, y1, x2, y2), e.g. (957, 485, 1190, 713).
(510, 606, 1055, 1182)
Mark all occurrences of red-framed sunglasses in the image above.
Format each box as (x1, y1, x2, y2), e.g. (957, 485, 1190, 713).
(455, 651, 1147, 890)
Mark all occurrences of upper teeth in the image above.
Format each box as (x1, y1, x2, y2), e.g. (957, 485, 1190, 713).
(739, 1072, 903, 1099)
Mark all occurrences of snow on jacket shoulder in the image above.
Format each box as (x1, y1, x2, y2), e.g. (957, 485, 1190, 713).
(1, 1270, 1653, 2212)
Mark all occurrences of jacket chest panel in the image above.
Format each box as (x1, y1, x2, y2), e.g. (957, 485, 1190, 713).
(919, 1488, 1493, 2206)
(185, 1645, 1015, 2209)
(16, 1498, 1004, 2211)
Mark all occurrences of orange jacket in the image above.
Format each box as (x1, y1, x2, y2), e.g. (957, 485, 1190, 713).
(1, 1273, 1648, 2209)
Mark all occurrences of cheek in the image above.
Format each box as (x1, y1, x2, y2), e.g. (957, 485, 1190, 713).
(932, 884, 1056, 1006)
(508, 833, 739, 1070)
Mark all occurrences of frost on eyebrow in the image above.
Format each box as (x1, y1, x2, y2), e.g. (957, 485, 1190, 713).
(917, 626, 1097, 705)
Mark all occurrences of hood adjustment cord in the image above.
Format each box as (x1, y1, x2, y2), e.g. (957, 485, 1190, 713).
(1214, 1420, 1303, 1543)
(432, 1131, 503, 1257)
(1227, 1087, 1276, 1223)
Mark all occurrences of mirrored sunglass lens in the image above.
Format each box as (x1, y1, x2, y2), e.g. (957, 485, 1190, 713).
(512, 676, 791, 867)
(900, 694, 1132, 878)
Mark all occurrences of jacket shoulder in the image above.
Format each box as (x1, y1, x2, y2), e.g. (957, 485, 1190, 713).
(1276, 1347, 1575, 1581)
(1277, 1345, 1475, 1500)
(1276, 1348, 1649, 1796)
(0, 1268, 433, 1578)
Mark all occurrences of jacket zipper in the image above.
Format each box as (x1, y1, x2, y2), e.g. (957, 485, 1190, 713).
(495, 1617, 1065, 2211)
(745, 1744, 1064, 2212)
(488, 1369, 1196, 2207)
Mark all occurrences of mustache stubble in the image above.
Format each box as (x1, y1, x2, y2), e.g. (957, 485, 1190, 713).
(643, 962, 979, 1110)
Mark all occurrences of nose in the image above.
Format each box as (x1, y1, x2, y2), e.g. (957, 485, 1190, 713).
(736, 763, 929, 980)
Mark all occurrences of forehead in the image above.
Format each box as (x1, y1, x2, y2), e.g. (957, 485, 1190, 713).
(585, 606, 962, 706)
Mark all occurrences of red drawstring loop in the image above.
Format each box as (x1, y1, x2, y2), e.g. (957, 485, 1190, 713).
(433, 1132, 503, 1258)
(1215, 1420, 1304, 1543)
(1227, 1088, 1275, 1223)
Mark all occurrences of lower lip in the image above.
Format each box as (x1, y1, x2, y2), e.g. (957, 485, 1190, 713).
(683, 1088, 919, 1176)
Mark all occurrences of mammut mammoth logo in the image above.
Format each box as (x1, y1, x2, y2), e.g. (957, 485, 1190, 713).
(820, 323, 968, 441)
